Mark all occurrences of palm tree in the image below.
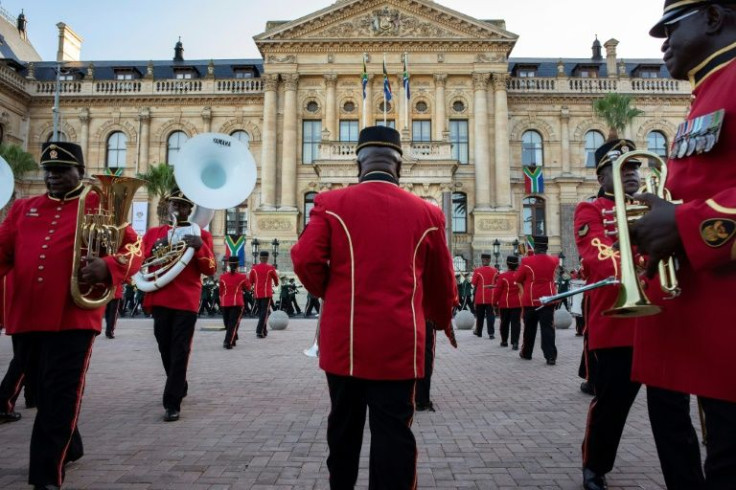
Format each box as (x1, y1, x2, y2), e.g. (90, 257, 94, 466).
(136, 162, 175, 225)
(592, 93, 644, 140)
(0, 143, 38, 219)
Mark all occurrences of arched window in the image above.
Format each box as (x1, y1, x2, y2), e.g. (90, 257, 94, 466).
(522, 196, 546, 236)
(106, 131, 127, 169)
(452, 192, 467, 234)
(453, 255, 468, 273)
(521, 130, 543, 166)
(230, 130, 250, 148)
(46, 131, 69, 142)
(584, 130, 605, 168)
(304, 192, 317, 227)
(647, 130, 668, 159)
(167, 131, 188, 166)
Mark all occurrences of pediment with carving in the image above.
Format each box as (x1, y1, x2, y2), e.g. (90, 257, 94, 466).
(255, 0, 517, 45)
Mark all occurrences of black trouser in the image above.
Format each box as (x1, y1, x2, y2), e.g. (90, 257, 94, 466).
(152, 307, 196, 411)
(499, 308, 521, 346)
(647, 386, 705, 490)
(222, 306, 243, 347)
(521, 305, 557, 361)
(578, 330, 598, 386)
(104, 299, 121, 337)
(0, 333, 38, 412)
(456, 296, 474, 315)
(475, 304, 495, 337)
(255, 298, 271, 336)
(28, 330, 95, 487)
(326, 373, 417, 490)
(305, 297, 320, 316)
(582, 347, 641, 474)
(415, 322, 435, 407)
(700, 396, 736, 488)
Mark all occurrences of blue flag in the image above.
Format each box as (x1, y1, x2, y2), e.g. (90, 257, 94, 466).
(382, 59, 392, 102)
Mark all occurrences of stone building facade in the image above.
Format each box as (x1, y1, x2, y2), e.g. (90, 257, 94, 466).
(0, 0, 690, 272)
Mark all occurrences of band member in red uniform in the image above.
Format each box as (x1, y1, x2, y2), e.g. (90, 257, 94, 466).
(248, 250, 279, 338)
(493, 255, 522, 349)
(515, 235, 559, 364)
(629, 3, 736, 487)
(471, 253, 498, 339)
(291, 126, 457, 489)
(141, 187, 216, 422)
(219, 256, 251, 349)
(104, 283, 123, 339)
(0, 141, 142, 489)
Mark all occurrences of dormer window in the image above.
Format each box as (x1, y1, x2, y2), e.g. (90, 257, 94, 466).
(633, 65, 661, 79)
(514, 64, 539, 78)
(114, 69, 139, 80)
(174, 67, 198, 79)
(58, 73, 75, 81)
(573, 64, 600, 78)
(233, 68, 254, 79)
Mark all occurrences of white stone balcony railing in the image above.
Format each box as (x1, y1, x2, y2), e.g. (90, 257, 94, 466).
(16, 73, 264, 97)
(318, 141, 453, 161)
(507, 76, 689, 95)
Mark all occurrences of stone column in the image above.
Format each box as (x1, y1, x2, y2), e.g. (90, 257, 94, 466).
(201, 106, 212, 133)
(560, 107, 571, 173)
(78, 108, 90, 162)
(324, 73, 337, 140)
(280, 73, 299, 210)
(492, 73, 511, 208)
(363, 75, 373, 128)
(434, 74, 447, 141)
(138, 107, 151, 173)
(473, 73, 491, 209)
(260, 73, 279, 209)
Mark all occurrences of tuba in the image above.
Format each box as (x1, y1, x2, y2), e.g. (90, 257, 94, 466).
(0, 157, 14, 210)
(600, 150, 679, 317)
(134, 133, 258, 292)
(71, 174, 147, 309)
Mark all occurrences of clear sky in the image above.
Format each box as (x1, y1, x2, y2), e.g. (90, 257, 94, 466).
(1, 0, 667, 62)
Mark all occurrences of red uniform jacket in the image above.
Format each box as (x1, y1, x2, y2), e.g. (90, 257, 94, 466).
(249, 263, 278, 298)
(492, 270, 522, 309)
(574, 195, 635, 350)
(219, 271, 251, 307)
(515, 254, 558, 307)
(633, 47, 736, 403)
(0, 189, 142, 334)
(0, 275, 6, 328)
(290, 173, 456, 380)
(141, 224, 215, 313)
(471, 265, 498, 305)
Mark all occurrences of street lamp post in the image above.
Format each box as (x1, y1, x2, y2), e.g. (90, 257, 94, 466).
(251, 238, 260, 265)
(492, 239, 501, 269)
(271, 238, 280, 269)
(559, 252, 566, 270)
(512, 239, 519, 256)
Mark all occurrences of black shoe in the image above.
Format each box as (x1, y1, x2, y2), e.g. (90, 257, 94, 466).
(580, 381, 595, 396)
(34, 485, 60, 490)
(519, 353, 532, 360)
(512, 343, 519, 350)
(257, 333, 265, 338)
(500, 341, 508, 347)
(223, 342, 232, 349)
(546, 359, 556, 365)
(0, 410, 21, 423)
(163, 409, 180, 422)
(105, 332, 115, 339)
(583, 468, 608, 490)
(473, 330, 481, 337)
(489, 334, 495, 339)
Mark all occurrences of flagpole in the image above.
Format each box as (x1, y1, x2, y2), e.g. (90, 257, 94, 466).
(362, 53, 367, 130)
(383, 54, 387, 125)
(403, 52, 408, 131)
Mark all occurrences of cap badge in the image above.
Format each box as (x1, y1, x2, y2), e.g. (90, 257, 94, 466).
(49, 150, 58, 159)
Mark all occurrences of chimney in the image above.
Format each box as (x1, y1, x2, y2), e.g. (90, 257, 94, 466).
(591, 35, 602, 61)
(56, 23, 82, 62)
(174, 37, 184, 62)
(604, 38, 619, 78)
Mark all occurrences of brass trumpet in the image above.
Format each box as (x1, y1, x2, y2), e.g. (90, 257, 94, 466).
(600, 150, 679, 317)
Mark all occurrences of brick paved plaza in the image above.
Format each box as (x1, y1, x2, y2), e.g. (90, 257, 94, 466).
(0, 317, 696, 489)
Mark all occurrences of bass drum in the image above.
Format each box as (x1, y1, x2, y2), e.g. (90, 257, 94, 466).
(569, 279, 586, 317)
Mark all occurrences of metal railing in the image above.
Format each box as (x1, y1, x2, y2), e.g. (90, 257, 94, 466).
(507, 76, 689, 95)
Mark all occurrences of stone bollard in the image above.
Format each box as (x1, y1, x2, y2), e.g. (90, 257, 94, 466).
(454, 310, 475, 330)
(269, 310, 290, 330)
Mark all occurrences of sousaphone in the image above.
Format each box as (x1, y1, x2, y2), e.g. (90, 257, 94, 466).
(133, 133, 258, 292)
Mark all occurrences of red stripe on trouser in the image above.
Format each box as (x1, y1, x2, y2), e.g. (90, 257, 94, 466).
(56, 334, 95, 486)
(4, 373, 25, 413)
(410, 380, 418, 490)
(581, 352, 599, 468)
